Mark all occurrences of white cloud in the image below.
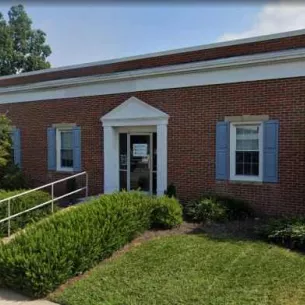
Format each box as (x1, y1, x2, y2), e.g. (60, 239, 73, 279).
(218, 2, 305, 42)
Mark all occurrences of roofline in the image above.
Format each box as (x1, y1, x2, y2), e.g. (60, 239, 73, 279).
(1, 28, 305, 81)
(1, 47, 305, 104)
(1, 47, 305, 95)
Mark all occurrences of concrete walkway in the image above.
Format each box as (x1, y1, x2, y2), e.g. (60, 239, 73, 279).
(0, 289, 58, 305)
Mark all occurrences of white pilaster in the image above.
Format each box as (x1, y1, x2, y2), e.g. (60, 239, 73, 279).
(103, 126, 119, 193)
(157, 123, 168, 196)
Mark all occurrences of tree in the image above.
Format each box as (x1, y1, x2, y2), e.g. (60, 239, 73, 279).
(0, 4, 51, 76)
(0, 114, 12, 168)
(0, 114, 25, 190)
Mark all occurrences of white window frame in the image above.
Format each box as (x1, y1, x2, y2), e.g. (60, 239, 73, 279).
(230, 121, 263, 182)
(56, 128, 74, 172)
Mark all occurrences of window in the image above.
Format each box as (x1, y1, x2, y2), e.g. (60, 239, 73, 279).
(230, 123, 263, 182)
(56, 129, 73, 171)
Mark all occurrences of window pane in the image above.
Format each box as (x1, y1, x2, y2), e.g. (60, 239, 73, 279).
(153, 132, 157, 171)
(120, 170, 127, 191)
(61, 149, 73, 168)
(235, 151, 259, 176)
(153, 172, 157, 195)
(252, 163, 259, 176)
(119, 133, 127, 170)
(61, 131, 73, 149)
(236, 126, 259, 151)
(235, 125, 260, 177)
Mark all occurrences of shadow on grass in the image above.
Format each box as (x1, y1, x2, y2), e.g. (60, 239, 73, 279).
(185, 218, 305, 256)
(185, 218, 268, 243)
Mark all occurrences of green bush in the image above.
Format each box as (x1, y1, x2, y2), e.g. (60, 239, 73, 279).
(151, 196, 183, 229)
(184, 197, 227, 223)
(215, 195, 254, 220)
(0, 189, 54, 237)
(0, 164, 26, 191)
(165, 183, 177, 198)
(257, 218, 305, 250)
(66, 177, 78, 205)
(184, 194, 253, 223)
(0, 191, 181, 298)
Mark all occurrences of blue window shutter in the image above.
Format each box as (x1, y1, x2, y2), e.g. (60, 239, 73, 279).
(263, 120, 279, 183)
(12, 128, 21, 167)
(73, 126, 81, 172)
(47, 128, 56, 170)
(216, 121, 229, 180)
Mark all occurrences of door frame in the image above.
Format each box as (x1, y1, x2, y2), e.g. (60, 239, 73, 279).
(101, 96, 169, 195)
(120, 132, 153, 194)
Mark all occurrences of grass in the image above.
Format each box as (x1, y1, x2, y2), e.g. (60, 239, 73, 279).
(50, 234, 305, 305)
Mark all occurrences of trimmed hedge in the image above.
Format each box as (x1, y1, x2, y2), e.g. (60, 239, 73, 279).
(151, 196, 183, 229)
(0, 192, 182, 298)
(0, 189, 54, 237)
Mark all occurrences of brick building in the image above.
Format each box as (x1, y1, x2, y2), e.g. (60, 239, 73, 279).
(1, 29, 305, 215)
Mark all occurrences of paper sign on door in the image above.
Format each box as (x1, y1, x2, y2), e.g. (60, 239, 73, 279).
(133, 144, 148, 157)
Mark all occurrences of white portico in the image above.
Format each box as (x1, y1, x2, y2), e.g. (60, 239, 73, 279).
(101, 96, 169, 196)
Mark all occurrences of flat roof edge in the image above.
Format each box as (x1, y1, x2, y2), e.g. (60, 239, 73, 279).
(1, 28, 305, 81)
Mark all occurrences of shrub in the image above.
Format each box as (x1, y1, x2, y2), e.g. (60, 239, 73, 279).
(257, 218, 305, 250)
(215, 195, 254, 220)
(184, 197, 227, 223)
(0, 164, 26, 190)
(0, 114, 12, 169)
(151, 196, 183, 229)
(184, 194, 252, 223)
(0, 189, 54, 237)
(0, 191, 180, 298)
(0, 115, 26, 190)
(165, 183, 177, 198)
(66, 177, 78, 205)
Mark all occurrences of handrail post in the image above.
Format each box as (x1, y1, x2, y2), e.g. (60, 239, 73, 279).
(8, 199, 11, 237)
(85, 172, 89, 198)
(51, 184, 54, 213)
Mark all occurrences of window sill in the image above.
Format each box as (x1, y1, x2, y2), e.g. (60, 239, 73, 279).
(229, 179, 263, 185)
(56, 168, 74, 173)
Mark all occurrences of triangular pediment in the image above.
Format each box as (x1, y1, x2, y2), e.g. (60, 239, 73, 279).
(101, 96, 169, 122)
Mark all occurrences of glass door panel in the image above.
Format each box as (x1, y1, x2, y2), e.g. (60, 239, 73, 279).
(119, 133, 127, 191)
(129, 134, 151, 193)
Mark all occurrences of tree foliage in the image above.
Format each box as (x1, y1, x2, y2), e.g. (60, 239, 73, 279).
(0, 114, 12, 168)
(0, 4, 51, 75)
(0, 114, 25, 190)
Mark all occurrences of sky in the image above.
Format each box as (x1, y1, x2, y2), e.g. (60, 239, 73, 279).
(1, 1, 305, 68)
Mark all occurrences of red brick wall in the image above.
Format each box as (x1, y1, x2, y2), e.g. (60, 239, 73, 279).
(0, 77, 305, 215)
(1, 33, 305, 87)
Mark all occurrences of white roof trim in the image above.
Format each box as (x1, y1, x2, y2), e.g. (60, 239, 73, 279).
(101, 96, 169, 126)
(2, 47, 305, 104)
(1, 47, 305, 95)
(1, 28, 305, 81)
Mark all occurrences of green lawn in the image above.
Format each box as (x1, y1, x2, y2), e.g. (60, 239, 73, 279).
(50, 234, 305, 305)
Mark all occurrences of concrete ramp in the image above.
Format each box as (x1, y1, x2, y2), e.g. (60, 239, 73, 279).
(0, 289, 57, 305)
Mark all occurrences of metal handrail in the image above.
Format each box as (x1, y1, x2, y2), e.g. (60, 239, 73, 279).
(0, 171, 88, 236)
(0, 171, 87, 204)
